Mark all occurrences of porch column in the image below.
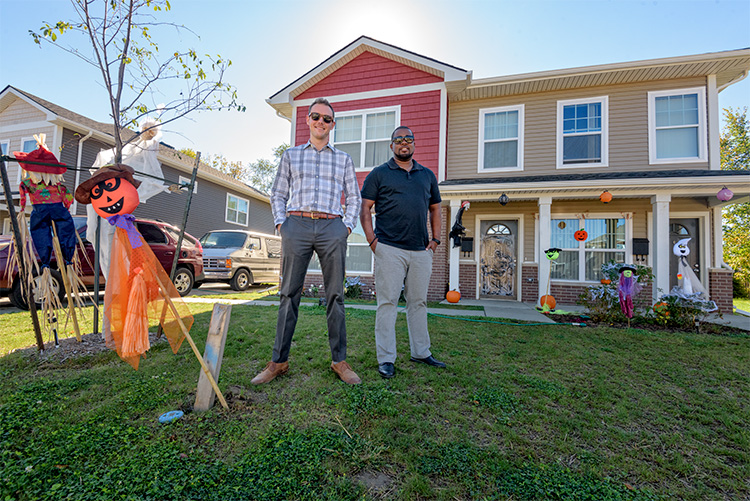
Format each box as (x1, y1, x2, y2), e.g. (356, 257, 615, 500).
(448, 199, 461, 292)
(537, 196, 552, 305)
(712, 206, 724, 267)
(651, 194, 671, 301)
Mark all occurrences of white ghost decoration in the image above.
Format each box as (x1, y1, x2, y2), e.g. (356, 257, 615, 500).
(673, 237, 691, 257)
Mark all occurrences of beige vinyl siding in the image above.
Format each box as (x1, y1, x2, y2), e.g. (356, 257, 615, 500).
(447, 77, 708, 180)
(0, 98, 46, 127)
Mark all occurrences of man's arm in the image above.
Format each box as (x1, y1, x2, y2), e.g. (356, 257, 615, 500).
(341, 155, 361, 233)
(270, 151, 291, 232)
(427, 202, 442, 251)
(360, 198, 376, 250)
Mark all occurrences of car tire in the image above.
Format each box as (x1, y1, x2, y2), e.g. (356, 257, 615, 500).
(10, 268, 65, 311)
(173, 267, 194, 297)
(230, 269, 252, 291)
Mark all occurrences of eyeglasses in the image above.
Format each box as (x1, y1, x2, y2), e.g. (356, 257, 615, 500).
(309, 112, 334, 124)
(392, 136, 415, 145)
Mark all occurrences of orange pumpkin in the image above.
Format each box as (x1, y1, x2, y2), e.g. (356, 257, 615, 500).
(601, 278, 611, 285)
(90, 176, 140, 219)
(574, 229, 588, 241)
(446, 290, 461, 303)
(599, 190, 613, 203)
(653, 302, 670, 317)
(540, 295, 556, 310)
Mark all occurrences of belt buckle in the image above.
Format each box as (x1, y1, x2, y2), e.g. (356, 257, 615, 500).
(310, 211, 320, 219)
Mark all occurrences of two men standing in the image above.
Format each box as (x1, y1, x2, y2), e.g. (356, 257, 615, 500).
(253, 95, 444, 385)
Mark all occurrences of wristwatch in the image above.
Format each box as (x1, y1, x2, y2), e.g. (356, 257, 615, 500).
(431, 238, 441, 245)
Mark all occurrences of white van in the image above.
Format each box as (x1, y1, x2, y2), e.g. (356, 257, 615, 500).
(197, 230, 281, 290)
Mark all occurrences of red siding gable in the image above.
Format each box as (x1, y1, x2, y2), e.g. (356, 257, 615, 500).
(296, 51, 442, 100)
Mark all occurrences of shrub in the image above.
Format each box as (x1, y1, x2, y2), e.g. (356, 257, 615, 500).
(344, 276, 364, 299)
(578, 260, 653, 322)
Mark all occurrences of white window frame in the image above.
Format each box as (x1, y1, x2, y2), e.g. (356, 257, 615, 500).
(647, 87, 707, 165)
(179, 175, 197, 194)
(333, 105, 400, 172)
(478, 104, 524, 172)
(16, 137, 39, 183)
(225, 193, 249, 227)
(556, 96, 609, 169)
(549, 214, 632, 283)
(308, 215, 374, 275)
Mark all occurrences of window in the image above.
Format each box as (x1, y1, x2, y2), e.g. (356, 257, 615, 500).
(16, 138, 39, 183)
(550, 217, 626, 282)
(225, 193, 249, 226)
(479, 105, 524, 172)
(333, 106, 399, 170)
(179, 176, 197, 194)
(648, 88, 706, 164)
(136, 222, 168, 244)
(309, 220, 374, 274)
(556, 97, 608, 168)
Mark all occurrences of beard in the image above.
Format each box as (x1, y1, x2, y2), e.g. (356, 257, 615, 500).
(394, 150, 413, 162)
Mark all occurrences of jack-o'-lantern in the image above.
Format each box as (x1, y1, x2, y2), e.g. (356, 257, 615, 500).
(574, 229, 588, 241)
(74, 163, 142, 219)
(446, 290, 461, 303)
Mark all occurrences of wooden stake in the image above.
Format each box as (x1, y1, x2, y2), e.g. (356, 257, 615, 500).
(51, 222, 81, 342)
(194, 304, 232, 411)
(152, 273, 228, 409)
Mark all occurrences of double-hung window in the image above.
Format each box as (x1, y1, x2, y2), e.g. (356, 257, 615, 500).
(478, 105, 524, 172)
(648, 87, 706, 164)
(309, 222, 373, 274)
(333, 106, 399, 170)
(550, 217, 626, 282)
(225, 193, 248, 226)
(556, 96, 608, 168)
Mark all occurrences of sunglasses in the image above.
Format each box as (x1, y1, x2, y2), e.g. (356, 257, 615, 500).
(309, 112, 334, 124)
(392, 135, 415, 145)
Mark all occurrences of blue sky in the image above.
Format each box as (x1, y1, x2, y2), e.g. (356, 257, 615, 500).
(1, 0, 749, 164)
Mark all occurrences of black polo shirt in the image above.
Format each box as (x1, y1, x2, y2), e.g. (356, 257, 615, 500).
(361, 158, 441, 251)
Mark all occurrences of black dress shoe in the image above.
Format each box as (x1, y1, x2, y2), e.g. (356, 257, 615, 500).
(410, 355, 446, 368)
(378, 362, 395, 379)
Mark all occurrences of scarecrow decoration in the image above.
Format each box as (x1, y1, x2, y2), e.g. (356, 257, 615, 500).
(74, 164, 228, 408)
(449, 201, 470, 248)
(539, 247, 561, 312)
(75, 164, 189, 369)
(672, 238, 708, 296)
(14, 134, 84, 341)
(617, 265, 642, 327)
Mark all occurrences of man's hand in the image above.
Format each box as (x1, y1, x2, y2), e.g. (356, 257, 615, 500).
(426, 240, 438, 252)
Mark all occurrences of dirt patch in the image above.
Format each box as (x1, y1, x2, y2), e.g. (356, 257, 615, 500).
(354, 470, 395, 497)
(546, 314, 748, 336)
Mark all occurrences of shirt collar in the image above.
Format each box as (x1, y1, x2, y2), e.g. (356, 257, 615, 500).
(387, 157, 422, 171)
(303, 140, 336, 152)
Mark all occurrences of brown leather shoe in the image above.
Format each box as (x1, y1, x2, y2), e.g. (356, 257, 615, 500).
(251, 361, 289, 385)
(331, 360, 361, 385)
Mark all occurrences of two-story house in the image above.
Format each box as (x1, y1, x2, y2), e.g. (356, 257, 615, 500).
(0, 85, 274, 239)
(269, 37, 749, 314)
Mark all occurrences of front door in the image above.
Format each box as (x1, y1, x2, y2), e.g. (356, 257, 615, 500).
(480, 220, 517, 299)
(669, 218, 701, 291)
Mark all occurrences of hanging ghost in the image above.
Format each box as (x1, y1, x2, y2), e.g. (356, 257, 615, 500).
(449, 201, 471, 247)
(672, 237, 708, 296)
(617, 265, 643, 320)
(75, 164, 191, 370)
(14, 134, 76, 267)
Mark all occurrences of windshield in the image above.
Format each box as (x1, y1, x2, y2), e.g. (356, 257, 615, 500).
(199, 232, 247, 249)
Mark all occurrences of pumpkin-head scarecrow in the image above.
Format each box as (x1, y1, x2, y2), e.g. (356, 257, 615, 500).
(75, 164, 191, 369)
(617, 265, 642, 320)
(14, 135, 76, 267)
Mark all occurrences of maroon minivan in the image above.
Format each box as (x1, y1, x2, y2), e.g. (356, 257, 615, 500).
(0, 215, 203, 309)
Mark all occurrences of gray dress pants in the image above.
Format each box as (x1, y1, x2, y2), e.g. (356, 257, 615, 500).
(272, 215, 349, 363)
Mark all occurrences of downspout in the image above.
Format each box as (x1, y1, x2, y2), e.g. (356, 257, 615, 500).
(71, 130, 94, 215)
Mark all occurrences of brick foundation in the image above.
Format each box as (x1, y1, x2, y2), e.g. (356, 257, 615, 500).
(709, 268, 733, 314)
(458, 262, 477, 299)
(521, 264, 539, 303)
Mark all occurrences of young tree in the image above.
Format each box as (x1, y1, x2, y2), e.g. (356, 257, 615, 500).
(31, 0, 243, 163)
(720, 107, 750, 296)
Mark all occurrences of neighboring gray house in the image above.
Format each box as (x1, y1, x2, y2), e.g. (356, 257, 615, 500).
(0, 85, 273, 239)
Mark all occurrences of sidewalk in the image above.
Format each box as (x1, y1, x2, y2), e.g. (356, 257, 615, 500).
(181, 296, 749, 331)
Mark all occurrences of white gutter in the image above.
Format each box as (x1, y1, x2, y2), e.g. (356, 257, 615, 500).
(717, 70, 748, 92)
(71, 130, 94, 215)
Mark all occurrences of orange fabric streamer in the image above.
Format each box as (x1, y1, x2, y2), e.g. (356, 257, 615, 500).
(104, 227, 192, 369)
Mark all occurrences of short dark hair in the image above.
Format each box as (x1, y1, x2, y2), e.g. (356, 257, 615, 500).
(308, 98, 335, 120)
(391, 126, 414, 140)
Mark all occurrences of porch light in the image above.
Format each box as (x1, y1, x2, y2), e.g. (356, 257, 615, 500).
(717, 186, 733, 202)
(599, 190, 612, 203)
(498, 193, 510, 206)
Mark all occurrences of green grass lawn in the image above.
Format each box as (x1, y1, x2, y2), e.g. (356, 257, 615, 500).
(1, 303, 748, 500)
(734, 297, 750, 312)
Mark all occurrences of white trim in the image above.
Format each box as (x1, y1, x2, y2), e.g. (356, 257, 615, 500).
(474, 213, 525, 301)
(478, 104, 524, 173)
(556, 96, 609, 169)
(17, 136, 39, 184)
(707, 75, 720, 171)
(333, 105, 400, 172)
(438, 87, 447, 183)
(647, 86, 707, 165)
(0, 140, 9, 156)
(179, 175, 197, 194)
(294, 82, 447, 109)
(225, 192, 250, 227)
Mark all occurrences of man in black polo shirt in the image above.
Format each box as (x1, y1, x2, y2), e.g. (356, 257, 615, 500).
(360, 126, 446, 379)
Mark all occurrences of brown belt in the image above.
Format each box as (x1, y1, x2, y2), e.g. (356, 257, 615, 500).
(288, 211, 341, 220)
